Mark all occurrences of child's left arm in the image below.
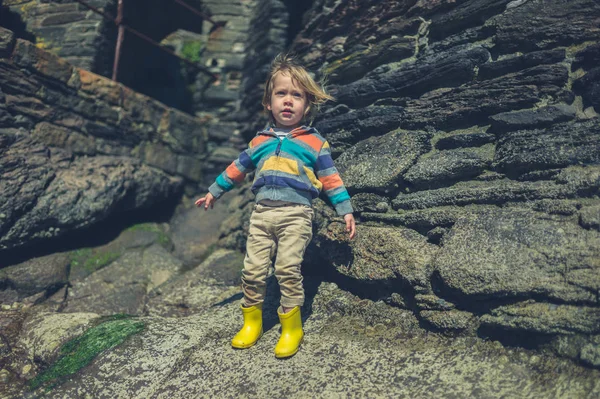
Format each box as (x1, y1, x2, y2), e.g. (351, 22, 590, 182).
(315, 140, 356, 239)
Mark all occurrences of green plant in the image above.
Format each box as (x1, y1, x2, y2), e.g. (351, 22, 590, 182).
(181, 41, 204, 64)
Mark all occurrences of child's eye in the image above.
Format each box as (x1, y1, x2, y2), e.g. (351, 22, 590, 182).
(293, 92, 303, 98)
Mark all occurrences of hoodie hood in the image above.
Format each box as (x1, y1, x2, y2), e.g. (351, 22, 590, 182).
(258, 125, 318, 138)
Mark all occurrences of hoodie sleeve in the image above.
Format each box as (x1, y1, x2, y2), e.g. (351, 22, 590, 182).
(208, 135, 268, 198)
(314, 140, 353, 216)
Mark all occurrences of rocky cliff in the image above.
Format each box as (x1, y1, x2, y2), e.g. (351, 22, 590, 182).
(1, 0, 600, 397)
(220, 0, 600, 367)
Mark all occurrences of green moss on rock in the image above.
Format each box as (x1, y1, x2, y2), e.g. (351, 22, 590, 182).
(70, 248, 121, 275)
(181, 41, 204, 63)
(29, 316, 145, 391)
(125, 223, 171, 248)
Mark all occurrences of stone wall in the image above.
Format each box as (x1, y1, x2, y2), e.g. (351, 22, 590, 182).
(0, 28, 209, 251)
(2, 0, 112, 71)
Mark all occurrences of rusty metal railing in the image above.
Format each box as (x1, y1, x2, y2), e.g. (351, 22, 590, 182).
(72, 0, 220, 82)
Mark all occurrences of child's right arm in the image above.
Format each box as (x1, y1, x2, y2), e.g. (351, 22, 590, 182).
(194, 138, 261, 211)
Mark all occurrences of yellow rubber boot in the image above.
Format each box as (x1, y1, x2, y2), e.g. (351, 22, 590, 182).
(231, 304, 263, 349)
(274, 306, 304, 358)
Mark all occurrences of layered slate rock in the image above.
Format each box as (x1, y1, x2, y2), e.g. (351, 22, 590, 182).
(333, 47, 490, 108)
(393, 166, 600, 210)
(489, 104, 577, 133)
(335, 129, 432, 192)
(404, 147, 493, 190)
(63, 244, 182, 316)
(401, 63, 570, 130)
(0, 35, 214, 251)
(434, 208, 600, 305)
(491, 0, 600, 55)
(0, 137, 182, 250)
(494, 120, 600, 176)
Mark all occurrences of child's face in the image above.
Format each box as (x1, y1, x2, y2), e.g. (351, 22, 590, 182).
(267, 72, 308, 129)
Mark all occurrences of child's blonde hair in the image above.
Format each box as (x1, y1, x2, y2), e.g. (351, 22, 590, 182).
(262, 53, 334, 124)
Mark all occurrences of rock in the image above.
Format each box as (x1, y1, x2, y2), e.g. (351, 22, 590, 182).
(392, 166, 600, 210)
(363, 205, 490, 233)
(401, 64, 569, 130)
(580, 205, 600, 230)
(315, 105, 407, 148)
(428, 0, 512, 40)
(20, 281, 600, 398)
(323, 36, 416, 84)
(0, 26, 14, 57)
(18, 311, 99, 365)
(313, 223, 437, 289)
(404, 147, 492, 190)
(0, 252, 69, 303)
(494, 120, 600, 176)
(489, 104, 577, 134)
(532, 199, 579, 216)
(11, 39, 73, 84)
(350, 193, 390, 213)
(573, 67, 600, 110)
(146, 249, 244, 317)
(415, 294, 456, 311)
(335, 129, 432, 193)
(419, 309, 478, 333)
(434, 208, 600, 304)
(481, 301, 600, 335)
(477, 49, 566, 80)
(169, 195, 237, 268)
(581, 340, 600, 368)
(68, 222, 173, 281)
(0, 139, 183, 251)
(333, 46, 490, 107)
(63, 244, 182, 316)
(491, 0, 600, 55)
(435, 131, 495, 150)
(573, 43, 600, 71)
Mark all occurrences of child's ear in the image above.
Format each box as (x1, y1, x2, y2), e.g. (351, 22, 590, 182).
(267, 104, 272, 111)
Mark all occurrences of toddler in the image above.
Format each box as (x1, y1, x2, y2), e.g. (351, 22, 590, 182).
(195, 54, 355, 358)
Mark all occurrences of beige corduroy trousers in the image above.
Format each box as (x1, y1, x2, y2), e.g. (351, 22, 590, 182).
(241, 203, 314, 308)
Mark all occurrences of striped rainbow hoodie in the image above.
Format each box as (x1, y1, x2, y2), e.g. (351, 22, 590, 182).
(208, 125, 353, 216)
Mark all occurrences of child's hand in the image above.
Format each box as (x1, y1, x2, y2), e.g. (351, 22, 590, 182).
(195, 193, 216, 210)
(344, 213, 356, 239)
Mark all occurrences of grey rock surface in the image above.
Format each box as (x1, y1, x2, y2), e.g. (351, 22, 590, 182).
(15, 282, 600, 398)
(489, 104, 577, 133)
(0, 252, 69, 304)
(434, 208, 600, 304)
(494, 120, 600, 176)
(63, 244, 181, 316)
(392, 165, 600, 210)
(0, 136, 183, 251)
(335, 129, 432, 192)
(404, 147, 493, 190)
(481, 301, 600, 335)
